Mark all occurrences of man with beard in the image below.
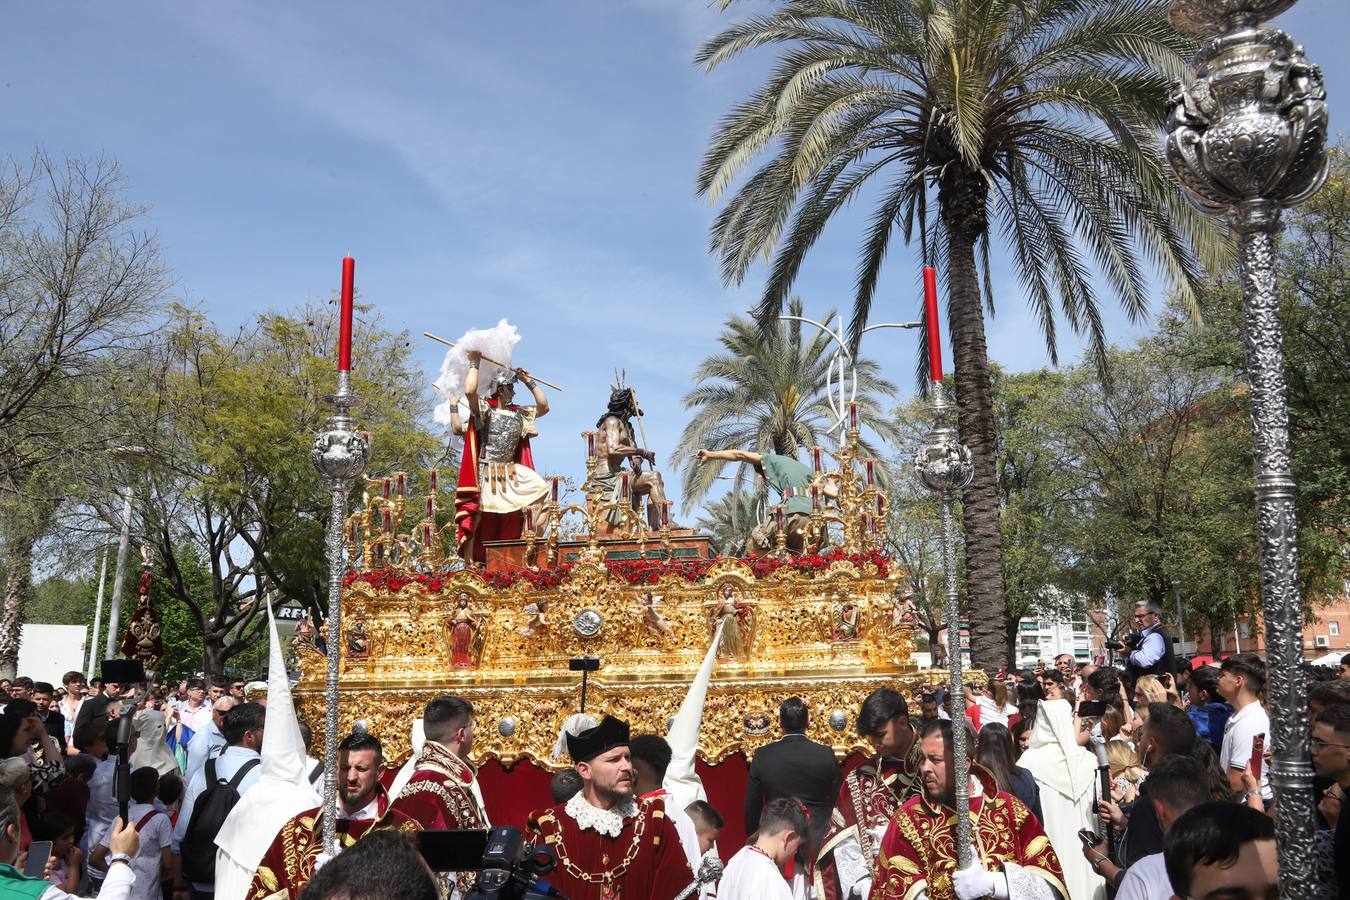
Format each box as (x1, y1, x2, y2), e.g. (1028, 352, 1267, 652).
(871, 720, 1066, 900)
(246, 732, 419, 900)
(526, 715, 693, 899)
(814, 689, 922, 900)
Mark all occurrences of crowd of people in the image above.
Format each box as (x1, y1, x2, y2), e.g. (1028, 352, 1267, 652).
(0, 601, 1346, 900)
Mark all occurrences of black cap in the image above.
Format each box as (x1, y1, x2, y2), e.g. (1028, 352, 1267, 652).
(566, 715, 630, 764)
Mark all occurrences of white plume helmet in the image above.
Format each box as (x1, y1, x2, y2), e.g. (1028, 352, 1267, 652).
(432, 320, 522, 424)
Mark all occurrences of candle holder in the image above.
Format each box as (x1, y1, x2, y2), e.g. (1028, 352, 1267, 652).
(309, 369, 369, 856)
(1166, 1, 1327, 891)
(913, 380, 974, 864)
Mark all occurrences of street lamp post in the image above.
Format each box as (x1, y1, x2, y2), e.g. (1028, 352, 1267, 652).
(913, 383, 975, 863)
(1166, 0, 1329, 894)
(104, 485, 134, 659)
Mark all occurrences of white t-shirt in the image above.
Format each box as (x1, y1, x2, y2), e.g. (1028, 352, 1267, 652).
(718, 845, 794, 900)
(1219, 700, 1272, 800)
(100, 801, 171, 900)
(1115, 851, 1172, 900)
(976, 696, 1017, 728)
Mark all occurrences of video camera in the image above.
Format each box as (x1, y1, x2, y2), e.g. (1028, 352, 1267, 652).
(418, 827, 562, 900)
(100, 658, 150, 825)
(1104, 631, 1142, 653)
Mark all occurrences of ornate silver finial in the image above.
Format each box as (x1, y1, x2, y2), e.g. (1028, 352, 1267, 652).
(311, 372, 371, 481)
(914, 389, 974, 495)
(1166, 25, 1329, 217)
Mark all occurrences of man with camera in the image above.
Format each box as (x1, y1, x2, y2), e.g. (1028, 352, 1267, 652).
(1123, 601, 1176, 689)
(526, 716, 693, 899)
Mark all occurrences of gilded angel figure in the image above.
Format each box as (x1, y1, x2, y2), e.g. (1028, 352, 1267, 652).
(519, 597, 550, 638)
(638, 591, 673, 639)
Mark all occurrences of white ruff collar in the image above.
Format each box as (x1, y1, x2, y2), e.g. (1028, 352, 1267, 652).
(564, 792, 638, 837)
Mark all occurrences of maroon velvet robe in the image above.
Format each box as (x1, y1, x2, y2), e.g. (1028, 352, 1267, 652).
(526, 795, 694, 900)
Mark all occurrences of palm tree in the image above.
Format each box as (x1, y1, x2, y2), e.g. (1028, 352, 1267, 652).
(672, 297, 901, 515)
(696, 0, 1228, 667)
(695, 491, 762, 557)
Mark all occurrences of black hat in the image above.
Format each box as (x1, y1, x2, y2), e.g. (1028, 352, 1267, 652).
(566, 715, 630, 764)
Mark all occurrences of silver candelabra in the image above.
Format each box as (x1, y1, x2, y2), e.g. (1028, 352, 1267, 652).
(913, 383, 975, 863)
(1166, 0, 1328, 894)
(309, 369, 370, 854)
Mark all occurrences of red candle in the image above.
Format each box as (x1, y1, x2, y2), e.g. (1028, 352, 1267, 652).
(923, 266, 943, 382)
(396, 472, 406, 498)
(812, 446, 822, 473)
(849, 402, 859, 431)
(551, 477, 561, 502)
(338, 257, 355, 372)
(429, 468, 438, 493)
(876, 494, 885, 516)
(620, 472, 630, 502)
(425, 496, 434, 518)
(775, 505, 786, 532)
(585, 432, 595, 458)
(865, 459, 875, 486)
(382, 508, 392, 532)
(422, 523, 433, 545)
(524, 507, 534, 532)
(349, 520, 358, 543)
(811, 484, 820, 511)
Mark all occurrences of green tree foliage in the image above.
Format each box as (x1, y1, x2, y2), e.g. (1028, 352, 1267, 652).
(673, 298, 900, 516)
(1182, 146, 1350, 608)
(695, 0, 1229, 668)
(131, 304, 443, 677)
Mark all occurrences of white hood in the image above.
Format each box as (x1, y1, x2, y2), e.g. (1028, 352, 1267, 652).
(1017, 699, 1098, 802)
(214, 604, 321, 900)
(662, 617, 725, 810)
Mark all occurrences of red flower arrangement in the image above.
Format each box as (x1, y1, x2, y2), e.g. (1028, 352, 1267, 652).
(344, 547, 889, 593)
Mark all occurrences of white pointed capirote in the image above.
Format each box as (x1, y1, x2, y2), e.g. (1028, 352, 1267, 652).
(213, 603, 321, 900)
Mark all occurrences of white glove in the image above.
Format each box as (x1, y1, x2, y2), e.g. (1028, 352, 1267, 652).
(952, 849, 1007, 900)
(312, 847, 340, 873)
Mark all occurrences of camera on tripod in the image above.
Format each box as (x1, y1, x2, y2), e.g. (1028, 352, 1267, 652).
(417, 826, 562, 900)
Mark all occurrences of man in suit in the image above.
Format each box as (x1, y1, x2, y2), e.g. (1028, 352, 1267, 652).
(745, 696, 841, 854)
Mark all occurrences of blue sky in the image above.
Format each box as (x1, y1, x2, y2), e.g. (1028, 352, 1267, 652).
(3, 0, 1346, 515)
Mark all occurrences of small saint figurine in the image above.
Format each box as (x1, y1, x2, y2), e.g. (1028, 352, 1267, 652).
(832, 601, 860, 642)
(639, 591, 673, 639)
(890, 592, 918, 631)
(347, 621, 370, 658)
(449, 593, 483, 668)
(705, 584, 756, 660)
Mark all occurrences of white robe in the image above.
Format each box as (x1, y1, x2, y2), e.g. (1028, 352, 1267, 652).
(718, 846, 793, 900)
(1016, 699, 1106, 900)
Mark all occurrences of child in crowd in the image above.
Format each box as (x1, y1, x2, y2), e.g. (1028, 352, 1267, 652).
(91, 766, 175, 900)
(38, 810, 82, 894)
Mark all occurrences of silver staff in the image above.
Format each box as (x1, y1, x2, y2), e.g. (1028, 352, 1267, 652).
(310, 368, 369, 854)
(914, 382, 975, 862)
(1166, 1, 1328, 894)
